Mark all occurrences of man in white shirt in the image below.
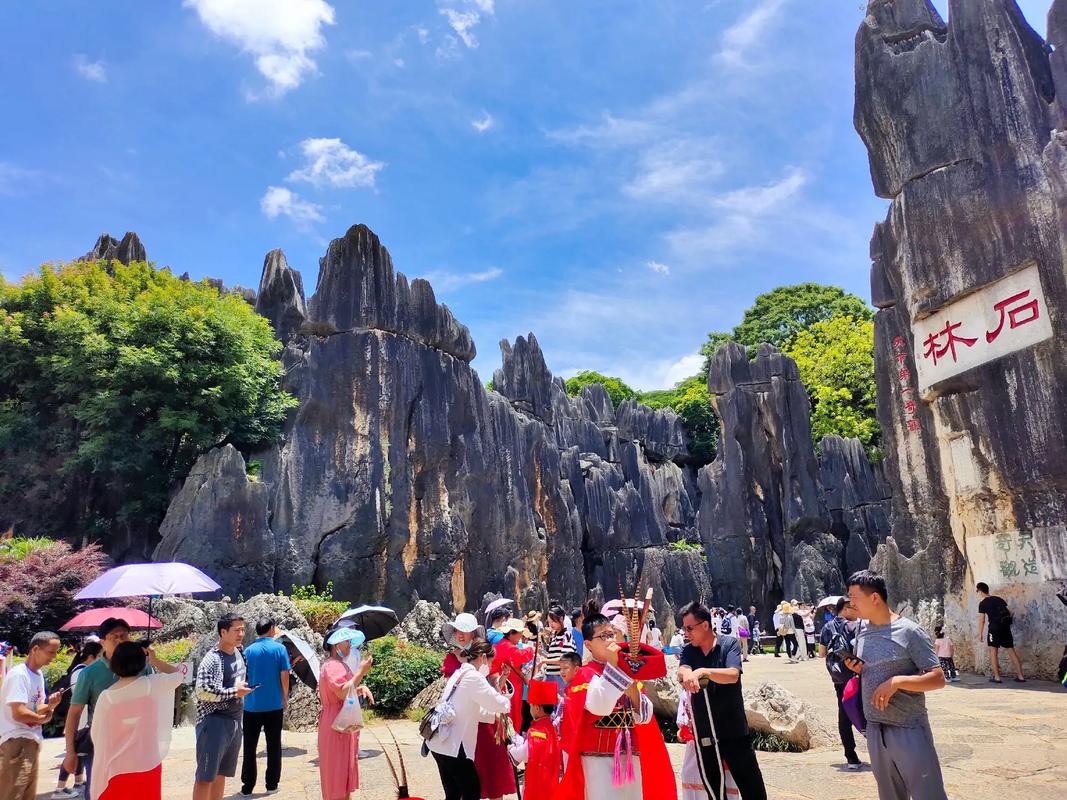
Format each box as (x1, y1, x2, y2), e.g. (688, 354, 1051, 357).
(0, 631, 65, 800)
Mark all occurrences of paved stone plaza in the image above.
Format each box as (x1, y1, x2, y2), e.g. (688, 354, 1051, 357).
(34, 656, 1067, 799)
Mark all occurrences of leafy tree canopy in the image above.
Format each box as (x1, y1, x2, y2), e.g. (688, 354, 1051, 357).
(0, 259, 297, 541)
(564, 370, 637, 408)
(784, 314, 880, 455)
(700, 283, 873, 374)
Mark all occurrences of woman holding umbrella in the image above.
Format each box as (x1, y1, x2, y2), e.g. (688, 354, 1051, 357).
(441, 614, 514, 800)
(318, 628, 374, 800)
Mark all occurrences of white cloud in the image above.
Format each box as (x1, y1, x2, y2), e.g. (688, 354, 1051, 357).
(394, 58, 406, 68)
(711, 167, 807, 214)
(346, 48, 372, 61)
(260, 186, 324, 227)
(73, 55, 107, 82)
(184, 0, 335, 96)
(663, 354, 705, 386)
(416, 27, 431, 44)
(647, 261, 671, 276)
(286, 138, 385, 189)
(440, 9, 481, 48)
(470, 0, 495, 12)
(435, 34, 462, 61)
(471, 111, 494, 133)
(718, 0, 788, 68)
(0, 162, 40, 195)
(422, 266, 503, 292)
(547, 112, 657, 148)
(624, 138, 723, 202)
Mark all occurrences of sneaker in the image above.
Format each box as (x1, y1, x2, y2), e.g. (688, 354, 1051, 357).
(847, 762, 863, 771)
(1014, 677, 1027, 683)
(950, 676, 961, 682)
(52, 790, 77, 800)
(989, 677, 1003, 683)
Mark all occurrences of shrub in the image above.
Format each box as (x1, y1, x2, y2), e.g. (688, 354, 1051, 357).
(285, 583, 348, 635)
(0, 538, 108, 649)
(667, 539, 702, 553)
(362, 636, 443, 716)
(150, 636, 194, 663)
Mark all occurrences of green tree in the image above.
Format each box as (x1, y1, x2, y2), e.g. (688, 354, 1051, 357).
(731, 283, 872, 352)
(784, 314, 880, 454)
(698, 331, 734, 376)
(0, 259, 297, 542)
(564, 370, 637, 408)
(639, 375, 718, 464)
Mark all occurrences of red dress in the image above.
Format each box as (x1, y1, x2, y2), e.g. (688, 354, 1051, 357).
(492, 638, 534, 730)
(556, 661, 676, 800)
(522, 716, 562, 800)
(442, 652, 515, 798)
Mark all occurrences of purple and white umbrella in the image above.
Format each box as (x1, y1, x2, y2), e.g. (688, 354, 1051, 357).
(75, 562, 221, 641)
(484, 598, 514, 617)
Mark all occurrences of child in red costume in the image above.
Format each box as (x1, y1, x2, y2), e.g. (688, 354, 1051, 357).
(557, 605, 676, 800)
(492, 618, 534, 730)
(508, 680, 563, 800)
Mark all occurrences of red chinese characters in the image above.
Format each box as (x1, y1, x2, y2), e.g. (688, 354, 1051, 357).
(922, 320, 978, 365)
(985, 289, 1039, 343)
(893, 336, 921, 433)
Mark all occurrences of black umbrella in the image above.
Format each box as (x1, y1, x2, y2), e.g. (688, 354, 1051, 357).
(276, 631, 320, 690)
(337, 605, 400, 641)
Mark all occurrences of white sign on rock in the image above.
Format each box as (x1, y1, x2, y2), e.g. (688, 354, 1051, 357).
(967, 526, 1067, 590)
(912, 263, 1053, 393)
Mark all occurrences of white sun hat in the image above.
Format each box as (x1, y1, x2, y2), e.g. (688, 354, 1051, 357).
(441, 613, 486, 645)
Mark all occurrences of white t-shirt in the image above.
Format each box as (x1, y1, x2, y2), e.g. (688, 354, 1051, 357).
(0, 662, 47, 744)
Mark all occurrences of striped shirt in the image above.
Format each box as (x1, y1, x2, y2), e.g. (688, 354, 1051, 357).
(543, 631, 576, 675)
(195, 647, 246, 723)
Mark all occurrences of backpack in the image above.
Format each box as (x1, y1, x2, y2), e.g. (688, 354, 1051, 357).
(824, 618, 857, 685)
(721, 616, 732, 635)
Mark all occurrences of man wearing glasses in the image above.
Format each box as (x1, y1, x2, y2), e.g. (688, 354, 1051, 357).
(557, 601, 675, 800)
(676, 602, 767, 800)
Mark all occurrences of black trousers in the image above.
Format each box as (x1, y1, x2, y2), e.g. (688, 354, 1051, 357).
(432, 747, 481, 800)
(697, 735, 768, 800)
(833, 682, 858, 761)
(776, 633, 797, 657)
(241, 709, 284, 791)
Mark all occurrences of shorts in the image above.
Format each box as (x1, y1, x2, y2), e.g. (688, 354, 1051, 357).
(195, 715, 242, 782)
(987, 627, 1014, 649)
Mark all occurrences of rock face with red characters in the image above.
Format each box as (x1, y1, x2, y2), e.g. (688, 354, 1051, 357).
(855, 0, 1067, 677)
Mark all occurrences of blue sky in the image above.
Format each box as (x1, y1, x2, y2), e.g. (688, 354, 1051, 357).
(0, 0, 1053, 389)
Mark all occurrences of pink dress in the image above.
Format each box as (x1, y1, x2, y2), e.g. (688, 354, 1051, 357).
(318, 659, 359, 799)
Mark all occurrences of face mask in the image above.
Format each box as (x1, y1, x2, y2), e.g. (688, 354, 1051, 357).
(477, 663, 491, 677)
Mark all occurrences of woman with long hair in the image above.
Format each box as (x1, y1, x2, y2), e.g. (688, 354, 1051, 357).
(540, 606, 576, 692)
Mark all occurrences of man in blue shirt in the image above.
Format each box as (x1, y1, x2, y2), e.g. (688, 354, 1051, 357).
(240, 617, 291, 795)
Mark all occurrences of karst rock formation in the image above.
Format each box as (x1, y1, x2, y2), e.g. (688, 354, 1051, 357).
(855, 0, 1067, 676)
(153, 223, 891, 622)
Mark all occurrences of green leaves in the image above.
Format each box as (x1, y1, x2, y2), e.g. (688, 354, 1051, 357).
(564, 370, 637, 408)
(638, 375, 718, 464)
(362, 636, 444, 715)
(0, 258, 297, 542)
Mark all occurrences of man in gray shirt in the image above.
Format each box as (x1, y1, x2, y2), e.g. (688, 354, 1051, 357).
(843, 570, 947, 800)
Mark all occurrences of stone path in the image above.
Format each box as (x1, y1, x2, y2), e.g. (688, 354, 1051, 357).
(34, 656, 1067, 799)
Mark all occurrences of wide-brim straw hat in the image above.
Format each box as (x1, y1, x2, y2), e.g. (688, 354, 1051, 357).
(499, 618, 526, 635)
(441, 613, 485, 645)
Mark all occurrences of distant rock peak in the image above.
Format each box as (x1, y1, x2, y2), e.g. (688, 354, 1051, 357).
(81, 232, 146, 266)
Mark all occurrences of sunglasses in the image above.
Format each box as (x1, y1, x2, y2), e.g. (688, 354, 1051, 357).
(683, 622, 709, 633)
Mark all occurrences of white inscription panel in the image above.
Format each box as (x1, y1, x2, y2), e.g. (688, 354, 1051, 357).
(967, 526, 1067, 590)
(912, 264, 1053, 393)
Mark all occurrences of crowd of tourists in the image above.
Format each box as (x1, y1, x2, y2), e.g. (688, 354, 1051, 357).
(0, 571, 1048, 800)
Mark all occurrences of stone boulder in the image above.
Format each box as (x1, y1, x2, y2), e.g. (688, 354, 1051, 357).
(409, 676, 447, 715)
(235, 593, 320, 649)
(284, 680, 321, 732)
(255, 248, 307, 343)
(154, 445, 276, 600)
(394, 600, 450, 651)
(742, 682, 833, 751)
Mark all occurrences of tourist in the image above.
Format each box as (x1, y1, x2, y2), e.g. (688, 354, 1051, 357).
(428, 640, 511, 800)
(746, 607, 758, 656)
(194, 614, 254, 800)
(610, 614, 628, 644)
(779, 603, 798, 662)
(542, 606, 578, 691)
(817, 598, 863, 770)
(772, 603, 790, 659)
(556, 601, 675, 800)
(976, 582, 1026, 683)
(731, 609, 750, 662)
(800, 604, 817, 658)
(843, 570, 948, 800)
(0, 631, 64, 800)
(318, 627, 373, 800)
(485, 606, 511, 645)
(553, 651, 583, 768)
(240, 617, 292, 795)
(89, 642, 184, 799)
(66, 617, 176, 800)
(789, 602, 808, 662)
(507, 680, 562, 799)
(932, 626, 959, 683)
(52, 640, 102, 798)
(493, 618, 533, 731)
(668, 627, 686, 655)
(442, 613, 513, 800)
(750, 620, 764, 655)
(648, 618, 664, 650)
(570, 607, 586, 661)
(676, 602, 767, 800)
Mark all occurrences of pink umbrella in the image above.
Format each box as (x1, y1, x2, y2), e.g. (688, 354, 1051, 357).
(75, 562, 221, 641)
(62, 608, 162, 632)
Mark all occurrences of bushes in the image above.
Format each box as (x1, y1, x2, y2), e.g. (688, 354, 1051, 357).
(285, 583, 347, 634)
(150, 636, 194, 663)
(0, 537, 107, 649)
(362, 636, 443, 716)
